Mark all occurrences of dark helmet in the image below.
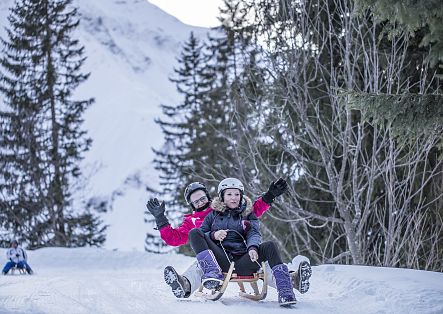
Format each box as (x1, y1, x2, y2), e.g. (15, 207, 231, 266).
(11, 240, 18, 246)
(184, 182, 210, 205)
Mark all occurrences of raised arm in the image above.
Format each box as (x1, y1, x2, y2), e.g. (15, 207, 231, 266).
(159, 219, 195, 247)
(252, 178, 288, 217)
(146, 198, 189, 246)
(146, 198, 169, 229)
(251, 197, 270, 218)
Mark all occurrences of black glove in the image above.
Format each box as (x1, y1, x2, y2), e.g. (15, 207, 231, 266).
(241, 220, 252, 233)
(15, 254, 20, 257)
(262, 178, 288, 204)
(146, 198, 169, 229)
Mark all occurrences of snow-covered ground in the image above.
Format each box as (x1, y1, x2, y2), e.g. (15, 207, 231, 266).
(0, 248, 442, 314)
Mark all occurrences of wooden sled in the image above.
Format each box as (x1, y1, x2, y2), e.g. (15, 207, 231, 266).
(194, 262, 268, 301)
(10, 266, 27, 275)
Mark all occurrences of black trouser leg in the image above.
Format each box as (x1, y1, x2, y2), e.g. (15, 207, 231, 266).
(233, 241, 283, 275)
(258, 241, 283, 268)
(188, 228, 209, 254)
(231, 254, 261, 276)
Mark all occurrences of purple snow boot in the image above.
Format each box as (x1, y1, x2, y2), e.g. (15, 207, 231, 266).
(196, 250, 224, 290)
(272, 264, 297, 307)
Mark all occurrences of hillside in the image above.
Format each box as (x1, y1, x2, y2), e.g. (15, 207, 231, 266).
(0, 0, 208, 251)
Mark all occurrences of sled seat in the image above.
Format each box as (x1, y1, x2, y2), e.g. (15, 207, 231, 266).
(195, 262, 268, 301)
(230, 272, 264, 281)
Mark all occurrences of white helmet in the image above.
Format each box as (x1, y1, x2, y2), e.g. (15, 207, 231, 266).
(218, 178, 244, 198)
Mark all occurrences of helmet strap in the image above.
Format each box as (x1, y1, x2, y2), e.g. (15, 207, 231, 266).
(193, 201, 210, 212)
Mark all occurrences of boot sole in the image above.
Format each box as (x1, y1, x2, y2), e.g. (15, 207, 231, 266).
(298, 261, 312, 294)
(202, 278, 223, 290)
(280, 299, 297, 307)
(164, 266, 186, 298)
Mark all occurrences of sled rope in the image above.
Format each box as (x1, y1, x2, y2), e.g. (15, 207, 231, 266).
(219, 229, 262, 269)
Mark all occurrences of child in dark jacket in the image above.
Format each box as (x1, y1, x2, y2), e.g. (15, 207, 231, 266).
(188, 178, 297, 307)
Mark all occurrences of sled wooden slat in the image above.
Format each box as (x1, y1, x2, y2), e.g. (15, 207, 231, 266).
(194, 262, 235, 301)
(237, 262, 267, 301)
(195, 262, 268, 302)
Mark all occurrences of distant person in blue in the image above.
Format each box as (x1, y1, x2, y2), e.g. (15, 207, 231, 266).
(2, 240, 33, 275)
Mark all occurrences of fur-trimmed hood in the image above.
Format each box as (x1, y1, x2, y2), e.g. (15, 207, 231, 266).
(211, 195, 253, 216)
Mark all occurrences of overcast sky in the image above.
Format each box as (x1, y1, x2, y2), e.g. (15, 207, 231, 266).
(148, 0, 223, 27)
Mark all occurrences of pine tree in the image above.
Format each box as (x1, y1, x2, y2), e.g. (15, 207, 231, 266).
(153, 32, 208, 204)
(153, 0, 269, 195)
(182, 0, 265, 183)
(148, 7, 265, 252)
(0, 0, 105, 248)
(351, 0, 443, 138)
(354, 0, 443, 66)
(147, 32, 210, 253)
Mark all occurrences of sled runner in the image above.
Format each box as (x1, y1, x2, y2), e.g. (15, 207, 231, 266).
(194, 262, 268, 301)
(10, 265, 27, 275)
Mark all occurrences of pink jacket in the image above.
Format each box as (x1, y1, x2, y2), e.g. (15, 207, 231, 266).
(159, 197, 270, 246)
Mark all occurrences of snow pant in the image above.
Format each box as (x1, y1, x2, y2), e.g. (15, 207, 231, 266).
(182, 260, 204, 294)
(2, 261, 32, 274)
(188, 228, 283, 276)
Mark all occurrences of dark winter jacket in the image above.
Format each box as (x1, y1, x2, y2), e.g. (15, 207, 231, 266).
(199, 195, 261, 255)
(159, 197, 269, 246)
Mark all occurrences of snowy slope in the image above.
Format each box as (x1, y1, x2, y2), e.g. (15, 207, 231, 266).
(0, 248, 442, 314)
(0, 0, 208, 251)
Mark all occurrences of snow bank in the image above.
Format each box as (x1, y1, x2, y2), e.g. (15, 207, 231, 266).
(0, 248, 442, 314)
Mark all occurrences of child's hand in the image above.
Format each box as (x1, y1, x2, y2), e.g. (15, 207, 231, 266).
(214, 230, 228, 241)
(248, 248, 258, 262)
